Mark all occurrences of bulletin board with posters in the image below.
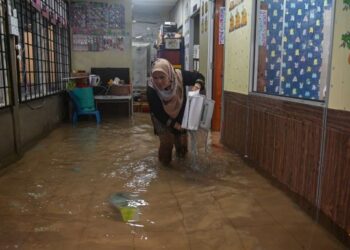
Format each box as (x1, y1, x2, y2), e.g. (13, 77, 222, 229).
(70, 1, 126, 52)
(228, 0, 248, 33)
(255, 0, 333, 101)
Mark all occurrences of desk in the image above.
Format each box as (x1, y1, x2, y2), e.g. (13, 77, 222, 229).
(94, 95, 133, 117)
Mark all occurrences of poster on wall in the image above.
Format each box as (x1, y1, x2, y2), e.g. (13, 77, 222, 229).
(219, 7, 225, 45)
(201, 18, 204, 34)
(258, 9, 267, 46)
(201, 1, 209, 34)
(258, 0, 333, 100)
(228, 0, 248, 33)
(229, 0, 243, 11)
(229, 13, 235, 32)
(70, 1, 126, 52)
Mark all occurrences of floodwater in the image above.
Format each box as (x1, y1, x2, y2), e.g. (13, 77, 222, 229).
(0, 113, 347, 249)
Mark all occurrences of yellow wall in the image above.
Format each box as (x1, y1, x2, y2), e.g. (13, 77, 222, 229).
(328, 2, 350, 111)
(71, 0, 132, 73)
(223, 0, 253, 94)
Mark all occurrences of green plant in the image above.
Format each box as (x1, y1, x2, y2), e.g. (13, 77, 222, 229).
(341, 1, 350, 50)
(341, 32, 350, 50)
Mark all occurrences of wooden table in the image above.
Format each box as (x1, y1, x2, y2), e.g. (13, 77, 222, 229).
(94, 95, 133, 117)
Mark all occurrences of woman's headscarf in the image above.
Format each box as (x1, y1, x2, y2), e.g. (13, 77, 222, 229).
(149, 58, 183, 119)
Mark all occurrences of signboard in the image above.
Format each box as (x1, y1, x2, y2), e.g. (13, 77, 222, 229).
(258, 9, 267, 46)
(219, 7, 225, 45)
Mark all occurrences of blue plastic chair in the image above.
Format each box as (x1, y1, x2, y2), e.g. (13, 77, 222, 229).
(68, 87, 101, 125)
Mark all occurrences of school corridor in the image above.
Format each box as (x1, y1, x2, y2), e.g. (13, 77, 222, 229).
(1, 0, 350, 249)
(0, 114, 346, 250)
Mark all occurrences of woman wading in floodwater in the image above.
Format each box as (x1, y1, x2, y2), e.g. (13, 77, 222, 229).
(147, 58, 205, 165)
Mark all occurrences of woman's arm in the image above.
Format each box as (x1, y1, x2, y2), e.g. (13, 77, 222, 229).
(146, 86, 177, 127)
(181, 70, 205, 90)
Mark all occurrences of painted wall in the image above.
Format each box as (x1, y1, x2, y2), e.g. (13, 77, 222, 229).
(0, 109, 16, 166)
(223, 0, 253, 94)
(191, 0, 201, 14)
(181, 0, 191, 21)
(328, 2, 350, 111)
(170, 0, 184, 28)
(199, 0, 214, 98)
(19, 96, 66, 148)
(199, 22, 208, 77)
(71, 0, 132, 73)
(0, 95, 66, 169)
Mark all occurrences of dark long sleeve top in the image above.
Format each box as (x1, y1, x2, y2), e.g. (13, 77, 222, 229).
(147, 70, 205, 129)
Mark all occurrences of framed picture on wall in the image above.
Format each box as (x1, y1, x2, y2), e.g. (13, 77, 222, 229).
(164, 38, 181, 49)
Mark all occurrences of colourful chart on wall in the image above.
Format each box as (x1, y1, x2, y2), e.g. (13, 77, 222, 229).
(219, 7, 225, 44)
(70, 1, 126, 52)
(201, 1, 209, 34)
(228, 0, 248, 33)
(259, 0, 333, 100)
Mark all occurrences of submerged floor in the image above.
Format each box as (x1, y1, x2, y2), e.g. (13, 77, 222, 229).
(0, 113, 347, 250)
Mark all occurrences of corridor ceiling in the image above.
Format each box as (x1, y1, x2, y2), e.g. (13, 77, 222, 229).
(132, 0, 178, 16)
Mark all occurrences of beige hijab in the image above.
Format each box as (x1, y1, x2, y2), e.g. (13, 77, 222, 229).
(150, 58, 183, 119)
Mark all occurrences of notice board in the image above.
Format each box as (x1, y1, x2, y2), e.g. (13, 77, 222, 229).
(70, 1, 126, 52)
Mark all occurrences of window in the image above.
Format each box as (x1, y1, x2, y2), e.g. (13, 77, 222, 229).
(15, 0, 69, 102)
(254, 0, 333, 101)
(0, 0, 11, 108)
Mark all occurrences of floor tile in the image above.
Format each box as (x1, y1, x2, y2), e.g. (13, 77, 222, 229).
(284, 223, 348, 250)
(134, 230, 190, 250)
(217, 192, 277, 227)
(236, 224, 303, 250)
(188, 224, 244, 250)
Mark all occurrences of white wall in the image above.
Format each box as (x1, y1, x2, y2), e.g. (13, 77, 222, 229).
(170, 0, 184, 28)
(199, 0, 214, 98)
(190, 0, 201, 15)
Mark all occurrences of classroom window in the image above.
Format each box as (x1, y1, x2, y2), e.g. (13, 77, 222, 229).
(15, 0, 69, 102)
(0, 0, 11, 108)
(254, 0, 333, 101)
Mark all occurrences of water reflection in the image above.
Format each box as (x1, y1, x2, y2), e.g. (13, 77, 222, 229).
(0, 114, 346, 249)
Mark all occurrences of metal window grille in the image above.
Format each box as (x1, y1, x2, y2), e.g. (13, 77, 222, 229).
(15, 0, 69, 102)
(0, 0, 11, 108)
